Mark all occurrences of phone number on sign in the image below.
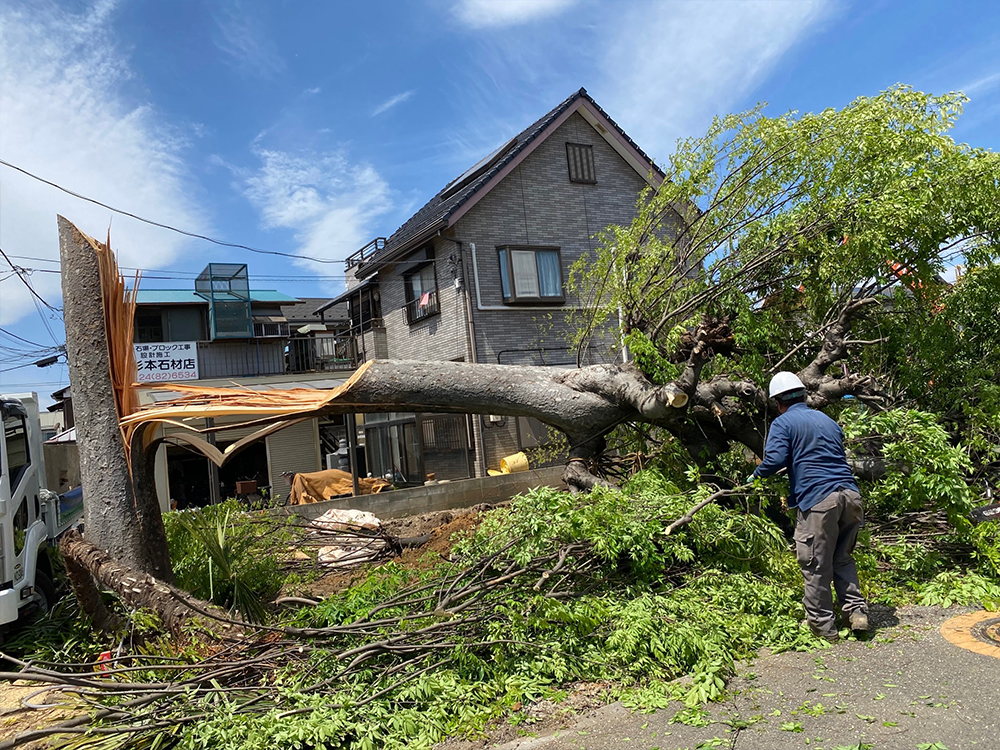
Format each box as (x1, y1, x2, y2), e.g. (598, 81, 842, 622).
(137, 371, 199, 382)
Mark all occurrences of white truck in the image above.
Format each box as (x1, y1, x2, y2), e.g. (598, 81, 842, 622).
(0, 393, 83, 627)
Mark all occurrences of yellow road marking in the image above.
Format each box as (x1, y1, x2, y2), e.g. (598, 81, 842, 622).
(940, 610, 1000, 659)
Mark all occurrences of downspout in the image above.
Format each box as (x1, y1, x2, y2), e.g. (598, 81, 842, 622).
(615, 249, 631, 363)
(439, 232, 488, 477)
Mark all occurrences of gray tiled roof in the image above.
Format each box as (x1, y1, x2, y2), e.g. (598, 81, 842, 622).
(279, 297, 347, 323)
(356, 88, 662, 278)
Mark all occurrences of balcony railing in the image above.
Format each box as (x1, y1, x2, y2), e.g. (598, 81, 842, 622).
(287, 335, 358, 373)
(345, 237, 386, 270)
(404, 289, 439, 325)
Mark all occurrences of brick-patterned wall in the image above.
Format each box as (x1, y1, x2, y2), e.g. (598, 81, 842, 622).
(378, 254, 469, 362)
(372, 111, 652, 473)
(453, 112, 649, 469)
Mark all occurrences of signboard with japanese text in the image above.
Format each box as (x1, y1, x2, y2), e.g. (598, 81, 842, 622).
(133, 342, 200, 382)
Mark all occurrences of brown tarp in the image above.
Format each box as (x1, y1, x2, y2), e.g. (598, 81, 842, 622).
(289, 469, 390, 505)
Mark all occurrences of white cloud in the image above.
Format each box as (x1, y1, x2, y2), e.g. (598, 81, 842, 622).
(600, 0, 832, 160)
(372, 90, 416, 116)
(959, 71, 1000, 97)
(213, 2, 285, 79)
(304, 86, 322, 95)
(239, 149, 392, 273)
(453, 0, 577, 29)
(0, 0, 206, 327)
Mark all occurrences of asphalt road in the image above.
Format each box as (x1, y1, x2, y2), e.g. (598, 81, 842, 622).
(489, 605, 1000, 750)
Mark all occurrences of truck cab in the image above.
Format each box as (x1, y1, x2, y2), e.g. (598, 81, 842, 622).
(0, 393, 79, 625)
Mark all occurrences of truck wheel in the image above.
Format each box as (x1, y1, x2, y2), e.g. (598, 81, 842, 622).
(32, 570, 56, 616)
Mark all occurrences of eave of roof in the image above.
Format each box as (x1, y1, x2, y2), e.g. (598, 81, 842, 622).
(355, 88, 663, 279)
(315, 277, 377, 314)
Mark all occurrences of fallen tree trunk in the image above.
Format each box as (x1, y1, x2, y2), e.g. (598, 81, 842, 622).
(59, 531, 242, 637)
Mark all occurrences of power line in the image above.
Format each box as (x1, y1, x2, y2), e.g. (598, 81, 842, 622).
(4, 266, 346, 284)
(0, 361, 55, 374)
(0, 325, 50, 349)
(3, 255, 349, 282)
(0, 158, 344, 265)
(0, 246, 62, 312)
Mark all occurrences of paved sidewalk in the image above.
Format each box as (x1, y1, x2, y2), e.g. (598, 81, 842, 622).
(491, 605, 999, 750)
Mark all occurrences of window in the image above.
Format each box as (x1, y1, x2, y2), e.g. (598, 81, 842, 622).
(566, 142, 596, 184)
(12, 498, 27, 556)
(2, 414, 31, 493)
(498, 246, 564, 304)
(517, 416, 553, 450)
(404, 263, 439, 324)
(135, 309, 164, 342)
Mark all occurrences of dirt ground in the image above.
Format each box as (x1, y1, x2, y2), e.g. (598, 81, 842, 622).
(0, 683, 73, 747)
(303, 503, 500, 597)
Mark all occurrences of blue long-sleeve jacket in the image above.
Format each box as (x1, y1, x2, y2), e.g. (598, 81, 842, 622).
(751, 402, 859, 511)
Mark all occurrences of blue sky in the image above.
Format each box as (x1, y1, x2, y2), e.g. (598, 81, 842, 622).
(1, 0, 998, 396)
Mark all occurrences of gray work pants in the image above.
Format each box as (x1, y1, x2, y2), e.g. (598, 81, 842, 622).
(794, 488, 867, 637)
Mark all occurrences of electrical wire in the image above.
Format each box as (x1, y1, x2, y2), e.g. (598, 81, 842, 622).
(0, 326, 49, 348)
(0, 361, 49, 374)
(4, 255, 351, 281)
(0, 158, 343, 265)
(0, 246, 62, 312)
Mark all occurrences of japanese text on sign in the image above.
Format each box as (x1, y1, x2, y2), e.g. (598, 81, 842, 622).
(133, 342, 200, 382)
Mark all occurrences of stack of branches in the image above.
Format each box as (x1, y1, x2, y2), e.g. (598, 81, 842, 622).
(0, 531, 612, 749)
(865, 510, 973, 563)
(2, 481, 755, 749)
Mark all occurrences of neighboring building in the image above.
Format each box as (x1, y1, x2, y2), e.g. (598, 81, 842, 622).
(132, 264, 358, 510)
(47, 385, 73, 430)
(337, 88, 665, 476)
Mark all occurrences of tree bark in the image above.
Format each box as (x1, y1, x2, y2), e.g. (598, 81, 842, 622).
(58, 216, 173, 581)
(59, 531, 240, 637)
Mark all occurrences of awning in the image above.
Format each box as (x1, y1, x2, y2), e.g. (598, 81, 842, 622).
(314, 278, 377, 316)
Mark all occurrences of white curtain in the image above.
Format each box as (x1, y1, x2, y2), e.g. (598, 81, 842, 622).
(511, 250, 540, 297)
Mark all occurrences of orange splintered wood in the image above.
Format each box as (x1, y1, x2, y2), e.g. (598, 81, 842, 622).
(72, 226, 140, 426)
(118, 362, 374, 469)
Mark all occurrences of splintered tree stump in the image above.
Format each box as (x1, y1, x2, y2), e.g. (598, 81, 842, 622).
(59, 531, 242, 637)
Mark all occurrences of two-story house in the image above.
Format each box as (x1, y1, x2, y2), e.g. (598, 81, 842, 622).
(336, 88, 664, 477)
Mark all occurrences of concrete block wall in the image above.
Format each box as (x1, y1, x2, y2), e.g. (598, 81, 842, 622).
(285, 465, 565, 520)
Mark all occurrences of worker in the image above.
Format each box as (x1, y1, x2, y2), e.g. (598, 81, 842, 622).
(749, 371, 869, 642)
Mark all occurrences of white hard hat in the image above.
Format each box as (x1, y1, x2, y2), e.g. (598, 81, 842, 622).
(768, 371, 806, 399)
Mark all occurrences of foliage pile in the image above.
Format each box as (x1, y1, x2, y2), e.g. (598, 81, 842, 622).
(10, 444, 1000, 750)
(3, 476, 819, 749)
